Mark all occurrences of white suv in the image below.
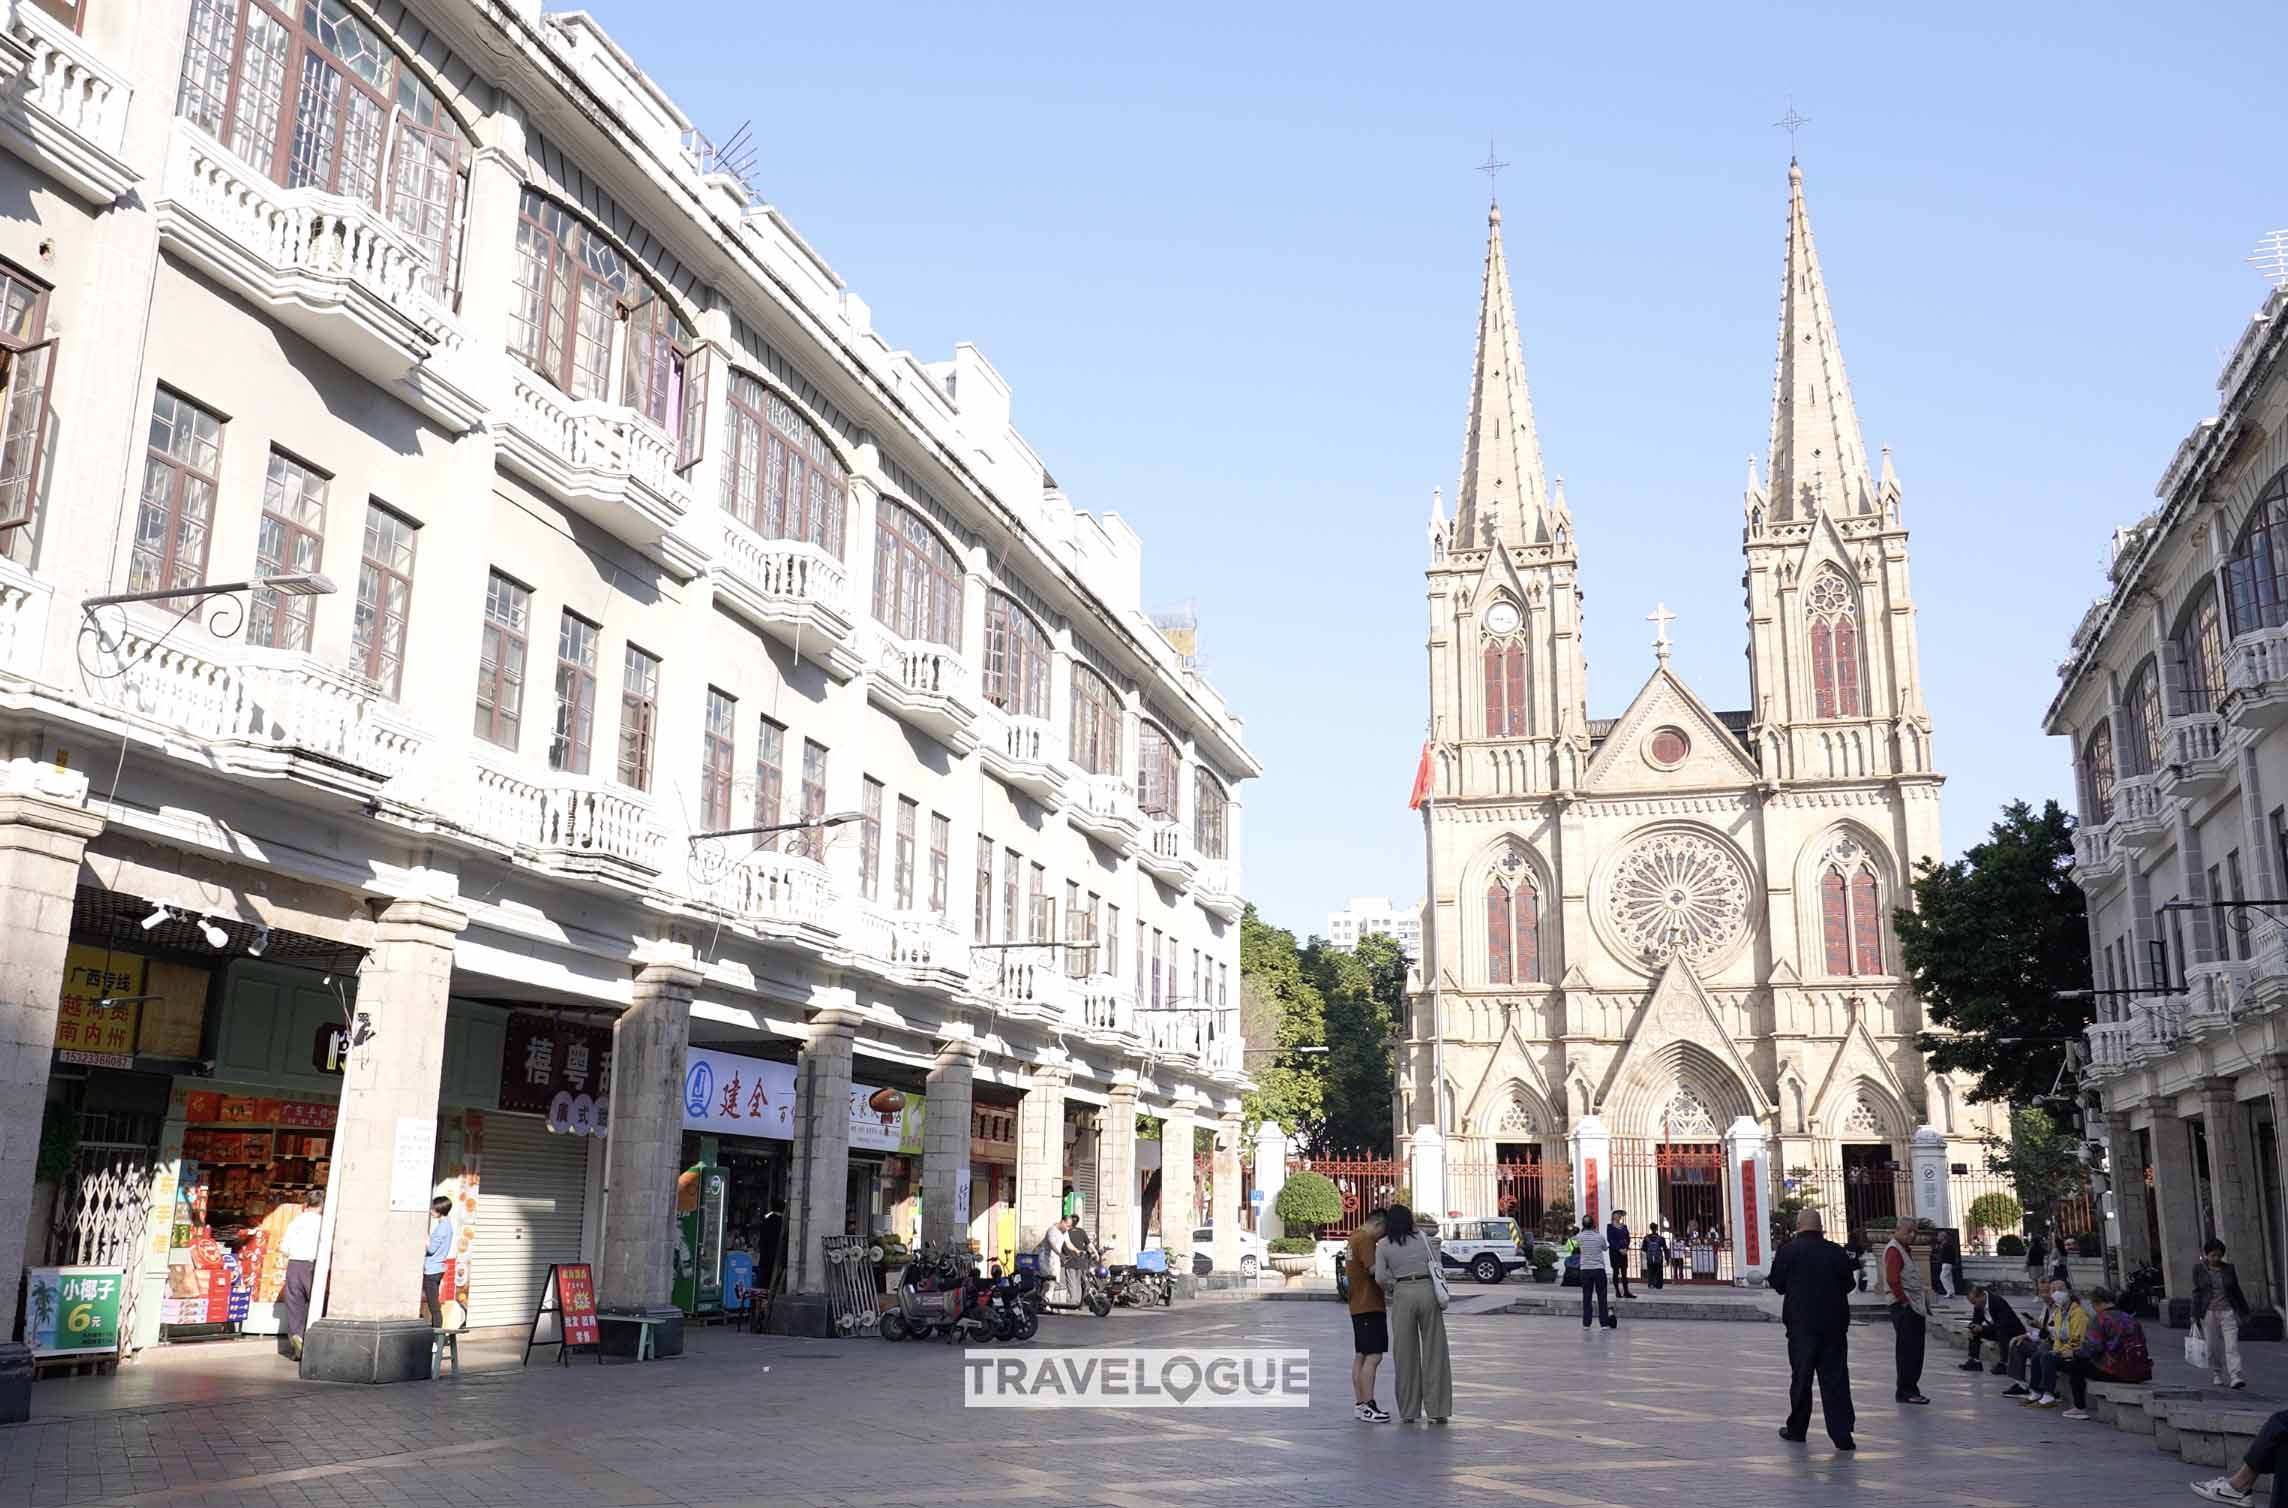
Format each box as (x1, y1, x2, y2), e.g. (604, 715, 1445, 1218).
(1191, 1225, 1267, 1279)
(1437, 1216, 1527, 1283)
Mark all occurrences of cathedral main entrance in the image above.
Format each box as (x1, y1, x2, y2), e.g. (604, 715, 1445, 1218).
(1611, 1137, 1735, 1282)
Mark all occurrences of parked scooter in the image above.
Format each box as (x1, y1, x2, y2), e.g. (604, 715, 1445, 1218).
(881, 1243, 1016, 1343)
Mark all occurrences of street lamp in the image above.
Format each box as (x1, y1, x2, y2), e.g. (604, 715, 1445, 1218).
(77, 573, 342, 677)
(81, 573, 338, 612)
(686, 810, 864, 845)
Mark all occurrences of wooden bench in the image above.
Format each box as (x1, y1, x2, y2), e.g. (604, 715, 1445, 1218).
(596, 1312, 665, 1362)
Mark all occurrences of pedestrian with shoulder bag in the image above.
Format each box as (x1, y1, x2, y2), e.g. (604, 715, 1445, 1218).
(1373, 1204, 1453, 1423)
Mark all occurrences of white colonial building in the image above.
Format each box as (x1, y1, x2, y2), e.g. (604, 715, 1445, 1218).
(2046, 281, 2288, 1314)
(1399, 166, 1998, 1275)
(0, 0, 1255, 1390)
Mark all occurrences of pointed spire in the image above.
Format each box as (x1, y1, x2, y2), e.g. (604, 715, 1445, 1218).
(1454, 203, 1552, 547)
(1766, 161, 1873, 523)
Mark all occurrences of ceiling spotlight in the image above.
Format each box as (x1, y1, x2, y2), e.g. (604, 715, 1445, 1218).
(198, 916, 229, 949)
(248, 923, 270, 957)
(140, 903, 172, 931)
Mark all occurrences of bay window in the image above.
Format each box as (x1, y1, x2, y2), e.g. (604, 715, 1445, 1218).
(1071, 664, 1121, 777)
(872, 499, 963, 647)
(723, 374, 845, 555)
(983, 591, 1051, 716)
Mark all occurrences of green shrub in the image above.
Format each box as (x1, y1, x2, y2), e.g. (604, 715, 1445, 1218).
(1267, 1236, 1316, 1255)
(1995, 1234, 2026, 1256)
(1530, 1243, 1560, 1270)
(1967, 1192, 2023, 1236)
(1274, 1170, 1344, 1233)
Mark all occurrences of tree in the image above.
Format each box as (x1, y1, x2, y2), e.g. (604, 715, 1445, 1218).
(1239, 906, 1326, 1142)
(1967, 1191, 2025, 1240)
(1309, 932, 1404, 1154)
(1894, 799, 2091, 1106)
(1984, 1107, 2084, 1228)
(1274, 1170, 1344, 1235)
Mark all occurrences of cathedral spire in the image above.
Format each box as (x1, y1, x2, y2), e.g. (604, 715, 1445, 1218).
(1766, 161, 1873, 522)
(1454, 203, 1552, 547)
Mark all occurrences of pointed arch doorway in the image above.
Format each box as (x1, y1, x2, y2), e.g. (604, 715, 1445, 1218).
(1613, 1084, 1737, 1282)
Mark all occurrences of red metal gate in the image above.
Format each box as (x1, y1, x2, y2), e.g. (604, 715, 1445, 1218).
(1613, 1139, 1735, 1282)
(1287, 1154, 1402, 1239)
(1446, 1157, 1548, 1235)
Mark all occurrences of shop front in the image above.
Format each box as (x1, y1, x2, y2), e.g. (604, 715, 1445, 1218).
(970, 1096, 1019, 1272)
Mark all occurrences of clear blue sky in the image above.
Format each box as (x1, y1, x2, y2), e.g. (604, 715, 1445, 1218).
(592, 0, 2279, 940)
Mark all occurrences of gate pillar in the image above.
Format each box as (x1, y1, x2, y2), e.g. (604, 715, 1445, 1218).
(1568, 1115, 1610, 1227)
(1724, 1115, 1773, 1285)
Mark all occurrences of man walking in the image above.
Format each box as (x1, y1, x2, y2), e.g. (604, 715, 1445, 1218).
(422, 1195, 455, 1329)
(1606, 1209, 1634, 1299)
(1572, 1216, 1614, 1329)
(1883, 1218, 1932, 1404)
(1643, 1223, 1668, 1291)
(1769, 1208, 1857, 1450)
(2195, 1239, 2253, 1391)
(278, 1189, 322, 1360)
(1345, 1209, 1391, 1422)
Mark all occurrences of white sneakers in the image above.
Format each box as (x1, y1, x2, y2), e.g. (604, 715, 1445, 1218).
(2060, 1407, 2091, 1420)
(1354, 1401, 1392, 1423)
(2192, 1479, 2254, 1504)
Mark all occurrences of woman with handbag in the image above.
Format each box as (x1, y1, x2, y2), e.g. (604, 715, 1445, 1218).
(1373, 1203, 1453, 1423)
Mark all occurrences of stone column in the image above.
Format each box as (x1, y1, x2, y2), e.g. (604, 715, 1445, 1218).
(2200, 1078, 2272, 1307)
(2103, 1109, 2155, 1272)
(1252, 1120, 1291, 1244)
(1406, 1123, 1447, 1225)
(1016, 1058, 1071, 1255)
(1159, 1097, 1198, 1272)
(303, 893, 467, 1385)
(785, 997, 859, 1301)
(1568, 1114, 1611, 1226)
(921, 1034, 979, 1249)
(2147, 1096, 2204, 1305)
(1096, 1076, 1139, 1260)
(1724, 1116, 1774, 1284)
(1211, 1107, 1244, 1275)
(0, 764, 101, 1423)
(1909, 1125, 1953, 1228)
(594, 954, 700, 1355)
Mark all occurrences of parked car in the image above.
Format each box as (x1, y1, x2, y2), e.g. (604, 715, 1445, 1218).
(1190, 1224, 1267, 1278)
(1437, 1215, 1529, 1284)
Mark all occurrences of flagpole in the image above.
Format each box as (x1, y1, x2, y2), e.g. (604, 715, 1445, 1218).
(1421, 738, 1442, 1141)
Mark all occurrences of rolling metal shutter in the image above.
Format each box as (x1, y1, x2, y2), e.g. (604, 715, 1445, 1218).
(468, 1114, 588, 1331)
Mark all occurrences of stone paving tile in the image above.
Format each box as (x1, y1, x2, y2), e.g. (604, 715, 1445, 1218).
(0, 1303, 2229, 1508)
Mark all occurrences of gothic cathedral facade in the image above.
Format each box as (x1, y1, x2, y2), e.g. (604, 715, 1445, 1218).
(1402, 163, 2000, 1259)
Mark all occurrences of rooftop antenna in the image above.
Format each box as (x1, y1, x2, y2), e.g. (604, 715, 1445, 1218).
(2251, 230, 2288, 290)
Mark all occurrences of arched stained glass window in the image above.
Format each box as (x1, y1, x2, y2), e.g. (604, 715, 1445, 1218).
(1817, 836, 1885, 977)
(1485, 865, 1541, 985)
(1807, 569, 1862, 718)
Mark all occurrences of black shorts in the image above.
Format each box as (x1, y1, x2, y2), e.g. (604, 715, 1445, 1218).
(1351, 1311, 1388, 1356)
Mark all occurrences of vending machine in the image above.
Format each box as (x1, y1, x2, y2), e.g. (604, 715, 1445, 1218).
(673, 1138, 726, 1315)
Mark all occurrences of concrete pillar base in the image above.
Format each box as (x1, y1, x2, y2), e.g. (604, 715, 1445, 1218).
(598, 1304, 685, 1359)
(301, 1318, 435, 1384)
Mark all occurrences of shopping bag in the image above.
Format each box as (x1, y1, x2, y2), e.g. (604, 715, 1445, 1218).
(2185, 1334, 2210, 1370)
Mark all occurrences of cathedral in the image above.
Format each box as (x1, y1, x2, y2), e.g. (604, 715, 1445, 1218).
(1400, 160, 2002, 1268)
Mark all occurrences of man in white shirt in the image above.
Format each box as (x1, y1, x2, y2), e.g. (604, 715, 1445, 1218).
(279, 1189, 323, 1360)
(1573, 1216, 1614, 1330)
(1040, 1216, 1077, 1304)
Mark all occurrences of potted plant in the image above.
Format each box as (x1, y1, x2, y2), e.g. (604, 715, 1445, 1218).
(1267, 1236, 1316, 1278)
(1530, 1242, 1559, 1284)
(1273, 1170, 1345, 1271)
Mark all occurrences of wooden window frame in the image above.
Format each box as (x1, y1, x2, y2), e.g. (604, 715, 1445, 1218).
(473, 569, 530, 749)
(248, 447, 328, 651)
(614, 643, 660, 792)
(974, 837, 993, 941)
(700, 687, 736, 832)
(131, 386, 224, 596)
(929, 810, 950, 919)
(872, 498, 963, 648)
(795, 739, 828, 862)
(1194, 770, 1228, 860)
(859, 777, 883, 900)
(549, 610, 599, 775)
(983, 591, 1052, 717)
(1071, 664, 1122, 777)
(0, 261, 56, 539)
(723, 373, 847, 556)
(349, 500, 415, 698)
(752, 716, 785, 850)
(895, 796, 918, 911)
(1139, 722, 1180, 821)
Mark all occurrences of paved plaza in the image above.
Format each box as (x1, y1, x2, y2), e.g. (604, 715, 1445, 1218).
(0, 1296, 2224, 1508)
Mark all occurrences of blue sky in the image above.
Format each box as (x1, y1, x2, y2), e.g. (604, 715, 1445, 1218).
(591, 0, 2280, 939)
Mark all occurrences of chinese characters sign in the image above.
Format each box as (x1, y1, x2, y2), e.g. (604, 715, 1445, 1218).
(23, 1266, 125, 1357)
(682, 1048, 796, 1137)
(57, 945, 141, 1057)
(555, 1263, 598, 1346)
(498, 1013, 615, 1115)
(1739, 1159, 1761, 1267)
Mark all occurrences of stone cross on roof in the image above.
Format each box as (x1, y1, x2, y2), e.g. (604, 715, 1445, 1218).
(1648, 602, 1676, 663)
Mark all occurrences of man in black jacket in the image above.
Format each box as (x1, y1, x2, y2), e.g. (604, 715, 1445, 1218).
(2194, 1239, 2254, 1390)
(1961, 1284, 2025, 1372)
(1606, 1211, 1634, 1299)
(1769, 1207, 1857, 1450)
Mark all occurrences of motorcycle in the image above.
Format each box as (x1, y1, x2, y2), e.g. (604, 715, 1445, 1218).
(880, 1242, 1017, 1343)
(1017, 1249, 1115, 1319)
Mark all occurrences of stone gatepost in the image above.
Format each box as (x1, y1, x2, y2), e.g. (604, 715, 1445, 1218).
(1568, 1114, 1610, 1226)
(1253, 1120, 1291, 1242)
(1211, 1106, 1245, 1274)
(1724, 1115, 1774, 1284)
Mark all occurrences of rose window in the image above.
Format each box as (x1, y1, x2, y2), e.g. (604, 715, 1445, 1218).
(1607, 830, 1751, 967)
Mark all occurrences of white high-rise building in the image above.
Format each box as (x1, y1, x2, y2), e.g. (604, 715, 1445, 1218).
(1324, 896, 1423, 960)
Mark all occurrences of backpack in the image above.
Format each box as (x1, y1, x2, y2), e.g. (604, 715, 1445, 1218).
(2104, 1311, 2153, 1383)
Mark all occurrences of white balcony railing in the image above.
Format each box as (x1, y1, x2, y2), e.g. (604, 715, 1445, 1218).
(452, 755, 662, 882)
(155, 119, 482, 432)
(848, 903, 966, 976)
(113, 628, 423, 799)
(714, 520, 854, 673)
(1194, 856, 1242, 919)
(2085, 1021, 2135, 1075)
(1140, 818, 1200, 888)
(2072, 822, 2120, 878)
(1072, 976, 1136, 1039)
(2225, 626, 2288, 730)
(2113, 773, 2166, 848)
(691, 849, 839, 933)
(497, 363, 696, 565)
(863, 629, 978, 753)
(1068, 770, 1142, 853)
(1, 0, 135, 204)
(2185, 957, 2255, 1031)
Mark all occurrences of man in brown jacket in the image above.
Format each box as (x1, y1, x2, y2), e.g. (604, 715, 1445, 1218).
(1346, 1209, 1390, 1422)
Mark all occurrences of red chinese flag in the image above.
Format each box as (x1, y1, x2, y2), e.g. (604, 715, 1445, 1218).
(1406, 740, 1433, 810)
